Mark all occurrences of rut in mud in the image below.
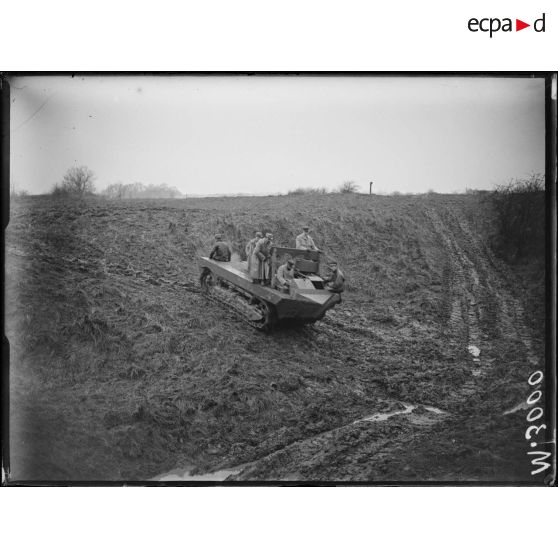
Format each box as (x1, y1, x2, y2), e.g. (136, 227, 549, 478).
(214, 202, 544, 482)
(6, 194, 545, 482)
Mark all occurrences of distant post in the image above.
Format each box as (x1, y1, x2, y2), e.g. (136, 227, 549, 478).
(369, 181, 373, 195)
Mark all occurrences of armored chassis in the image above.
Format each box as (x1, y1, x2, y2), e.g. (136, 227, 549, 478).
(199, 247, 341, 331)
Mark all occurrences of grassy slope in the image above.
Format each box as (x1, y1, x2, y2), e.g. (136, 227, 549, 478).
(6, 193, 546, 482)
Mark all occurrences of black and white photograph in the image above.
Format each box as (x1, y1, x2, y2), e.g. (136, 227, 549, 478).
(3, 73, 555, 484)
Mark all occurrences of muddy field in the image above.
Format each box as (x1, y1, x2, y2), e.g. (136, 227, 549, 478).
(5, 193, 547, 482)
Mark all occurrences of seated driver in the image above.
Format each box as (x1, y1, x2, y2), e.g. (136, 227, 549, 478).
(275, 257, 296, 292)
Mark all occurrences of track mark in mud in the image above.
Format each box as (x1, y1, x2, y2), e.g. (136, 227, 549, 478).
(427, 209, 486, 381)
(426, 206, 541, 384)
(228, 403, 451, 481)
(319, 317, 387, 342)
(155, 400, 450, 481)
(456, 219, 541, 367)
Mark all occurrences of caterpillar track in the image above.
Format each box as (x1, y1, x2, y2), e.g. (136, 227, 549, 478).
(201, 268, 276, 331)
(198, 247, 342, 331)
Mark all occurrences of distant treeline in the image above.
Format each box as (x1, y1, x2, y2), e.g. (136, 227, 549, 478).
(45, 166, 181, 199)
(288, 181, 360, 195)
(100, 182, 182, 199)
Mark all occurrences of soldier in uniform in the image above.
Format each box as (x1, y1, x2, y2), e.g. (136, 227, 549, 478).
(209, 233, 231, 262)
(295, 226, 319, 251)
(251, 233, 273, 284)
(275, 257, 296, 293)
(245, 231, 263, 273)
(324, 261, 345, 295)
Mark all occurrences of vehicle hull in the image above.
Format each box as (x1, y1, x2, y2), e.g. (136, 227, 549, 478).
(198, 256, 340, 323)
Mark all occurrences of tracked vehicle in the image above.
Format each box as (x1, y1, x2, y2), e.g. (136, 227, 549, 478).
(199, 247, 341, 330)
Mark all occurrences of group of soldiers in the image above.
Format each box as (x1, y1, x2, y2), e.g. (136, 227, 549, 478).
(209, 225, 344, 294)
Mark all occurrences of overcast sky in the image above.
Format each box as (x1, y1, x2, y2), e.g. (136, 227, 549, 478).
(9, 75, 545, 196)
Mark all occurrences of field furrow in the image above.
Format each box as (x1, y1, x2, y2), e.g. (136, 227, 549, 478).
(6, 194, 545, 482)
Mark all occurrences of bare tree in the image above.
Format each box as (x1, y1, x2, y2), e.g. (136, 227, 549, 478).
(337, 180, 360, 194)
(52, 165, 96, 196)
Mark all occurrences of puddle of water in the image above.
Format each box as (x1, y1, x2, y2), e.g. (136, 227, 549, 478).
(354, 402, 448, 424)
(423, 405, 446, 415)
(355, 403, 416, 423)
(468, 345, 481, 358)
(503, 401, 529, 416)
(153, 466, 243, 482)
(155, 403, 450, 480)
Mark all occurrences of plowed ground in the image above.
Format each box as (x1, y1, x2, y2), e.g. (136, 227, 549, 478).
(5, 193, 547, 482)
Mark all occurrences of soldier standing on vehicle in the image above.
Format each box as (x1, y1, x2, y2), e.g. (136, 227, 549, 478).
(245, 231, 263, 273)
(251, 232, 273, 284)
(209, 233, 232, 262)
(324, 261, 345, 295)
(275, 257, 296, 292)
(295, 226, 319, 251)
